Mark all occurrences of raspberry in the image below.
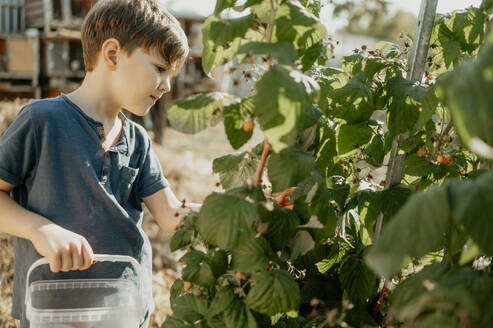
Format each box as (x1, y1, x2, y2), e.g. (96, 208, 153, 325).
(417, 148, 427, 158)
(243, 119, 254, 132)
(184, 281, 193, 291)
(235, 271, 244, 281)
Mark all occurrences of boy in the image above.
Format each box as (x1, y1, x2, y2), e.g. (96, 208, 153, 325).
(0, 0, 200, 327)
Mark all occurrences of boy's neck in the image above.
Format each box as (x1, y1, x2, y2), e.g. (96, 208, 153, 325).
(66, 71, 121, 126)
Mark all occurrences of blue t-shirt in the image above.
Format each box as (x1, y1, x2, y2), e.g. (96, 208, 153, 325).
(0, 94, 168, 326)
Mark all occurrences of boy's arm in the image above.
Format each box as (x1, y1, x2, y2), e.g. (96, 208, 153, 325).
(143, 187, 201, 234)
(0, 178, 95, 272)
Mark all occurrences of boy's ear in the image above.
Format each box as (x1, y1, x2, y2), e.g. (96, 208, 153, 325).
(101, 38, 121, 70)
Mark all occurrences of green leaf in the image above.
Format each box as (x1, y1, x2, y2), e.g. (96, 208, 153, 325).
(238, 41, 298, 65)
(290, 230, 316, 261)
(404, 154, 437, 177)
(223, 99, 254, 150)
(207, 287, 236, 319)
(231, 235, 273, 272)
(207, 249, 229, 278)
(254, 65, 319, 152)
(161, 316, 195, 328)
(300, 42, 326, 72)
(386, 77, 426, 137)
(274, 1, 326, 50)
(316, 238, 352, 273)
(339, 251, 376, 308)
(180, 251, 216, 287)
(327, 72, 375, 124)
(213, 152, 258, 189)
(210, 14, 254, 46)
(267, 146, 316, 193)
(168, 93, 235, 134)
(223, 296, 258, 328)
(337, 123, 373, 155)
(382, 186, 411, 219)
(245, 270, 301, 316)
(170, 229, 193, 251)
(197, 193, 257, 249)
(448, 171, 493, 255)
(257, 203, 300, 251)
(357, 190, 382, 240)
(365, 134, 385, 167)
(365, 186, 451, 278)
(171, 294, 208, 323)
(342, 54, 387, 80)
(214, 0, 235, 15)
(439, 27, 493, 158)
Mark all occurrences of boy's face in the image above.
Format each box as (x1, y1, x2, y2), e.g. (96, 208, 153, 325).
(111, 46, 173, 116)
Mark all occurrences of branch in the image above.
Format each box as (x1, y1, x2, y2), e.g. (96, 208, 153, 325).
(255, 138, 271, 185)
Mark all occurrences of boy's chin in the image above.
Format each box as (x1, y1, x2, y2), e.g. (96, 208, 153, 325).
(125, 106, 151, 117)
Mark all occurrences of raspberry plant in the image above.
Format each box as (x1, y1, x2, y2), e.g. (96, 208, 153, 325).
(163, 0, 493, 327)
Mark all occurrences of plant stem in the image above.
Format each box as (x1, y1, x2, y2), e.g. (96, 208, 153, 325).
(266, 0, 276, 43)
(255, 138, 271, 185)
(433, 121, 452, 159)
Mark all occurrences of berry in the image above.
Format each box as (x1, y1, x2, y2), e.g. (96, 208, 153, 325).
(417, 148, 427, 158)
(174, 224, 183, 231)
(184, 282, 193, 291)
(235, 272, 245, 281)
(243, 119, 254, 132)
(379, 180, 386, 187)
(245, 58, 254, 65)
(256, 224, 268, 234)
(193, 287, 202, 297)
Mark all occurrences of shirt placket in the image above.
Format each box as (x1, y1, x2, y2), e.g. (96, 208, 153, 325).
(97, 125, 111, 183)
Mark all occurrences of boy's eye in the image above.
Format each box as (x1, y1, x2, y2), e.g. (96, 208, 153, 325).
(155, 65, 166, 73)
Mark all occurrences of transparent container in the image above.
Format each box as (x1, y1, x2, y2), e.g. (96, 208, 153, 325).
(25, 254, 145, 328)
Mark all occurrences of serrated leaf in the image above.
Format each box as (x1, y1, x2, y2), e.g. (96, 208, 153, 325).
(404, 154, 437, 177)
(386, 77, 426, 137)
(207, 249, 229, 278)
(290, 230, 315, 261)
(170, 229, 193, 251)
(365, 186, 451, 278)
(171, 294, 208, 323)
(254, 65, 320, 152)
(316, 238, 352, 273)
(267, 146, 316, 193)
(223, 296, 258, 328)
(327, 72, 375, 124)
(245, 270, 301, 316)
(274, 1, 326, 50)
(382, 186, 411, 220)
(223, 100, 254, 150)
(168, 93, 235, 134)
(231, 235, 272, 272)
(210, 14, 254, 46)
(238, 41, 298, 65)
(337, 123, 373, 155)
(182, 258, 216, 287)
(339, 251, 376, 308)
(213, 152, 258, 189)
(197, 193, 257, 249)
(439, 27, 493, 158)
(448, 171, 493, 255)
(257, 203, 300, 251)
(365, 134, 385, 167)
(207, 287, 236, 319)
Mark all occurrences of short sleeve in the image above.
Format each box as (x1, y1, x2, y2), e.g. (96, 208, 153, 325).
(0, 107, 39, 186)
(136, 135, 169, 199)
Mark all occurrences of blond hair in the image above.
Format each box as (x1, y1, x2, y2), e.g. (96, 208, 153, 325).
(81, 0, 189, 73)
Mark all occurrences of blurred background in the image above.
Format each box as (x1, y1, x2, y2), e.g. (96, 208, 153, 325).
(0, 0, 482, 327)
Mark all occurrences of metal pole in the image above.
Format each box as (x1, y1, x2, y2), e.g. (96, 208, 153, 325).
(373, 0, 438, 242)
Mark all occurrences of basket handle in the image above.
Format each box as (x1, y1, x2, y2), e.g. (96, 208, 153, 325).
(25, 254, 143, 307)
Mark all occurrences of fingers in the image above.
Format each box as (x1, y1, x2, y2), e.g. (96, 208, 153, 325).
(80, 238, 95, 271)
(60, 249, 73, 272)
(49, 254, 62, 273)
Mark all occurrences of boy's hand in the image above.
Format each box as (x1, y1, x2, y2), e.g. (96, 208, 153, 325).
(29, 223, 95, 273)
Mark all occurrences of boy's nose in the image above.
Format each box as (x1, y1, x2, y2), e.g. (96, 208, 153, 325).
(159, 78, 171, 93)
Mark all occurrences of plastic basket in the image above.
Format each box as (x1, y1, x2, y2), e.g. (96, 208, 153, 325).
(25, 254, 145, 328)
